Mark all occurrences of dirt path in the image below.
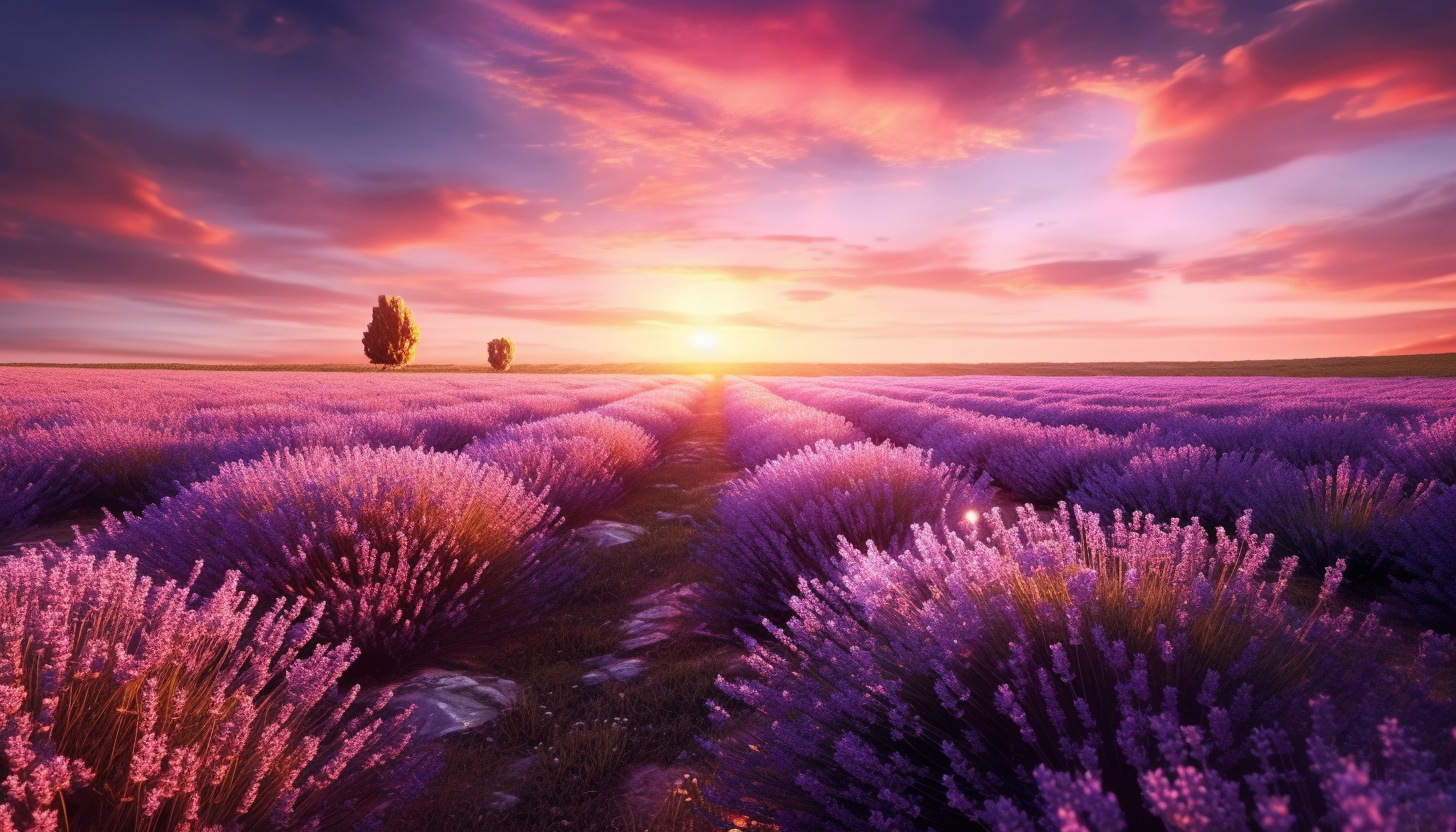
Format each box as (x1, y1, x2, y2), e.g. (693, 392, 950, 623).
(387, 379, 742, 832)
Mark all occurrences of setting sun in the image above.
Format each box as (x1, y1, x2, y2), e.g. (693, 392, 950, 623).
(688, 330, 719, 352)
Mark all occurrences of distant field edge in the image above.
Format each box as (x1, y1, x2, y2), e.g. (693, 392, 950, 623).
(5, 353, 1456, 377)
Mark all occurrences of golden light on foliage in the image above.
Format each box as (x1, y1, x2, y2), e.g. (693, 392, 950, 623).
(487, 336, 515, 371)
(361, 295, 420, 367)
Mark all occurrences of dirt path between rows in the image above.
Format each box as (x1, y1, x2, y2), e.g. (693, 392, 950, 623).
(386, 379, 744, 832)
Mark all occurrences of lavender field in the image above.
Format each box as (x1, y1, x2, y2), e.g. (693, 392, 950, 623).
(3, 368, 1456, 831)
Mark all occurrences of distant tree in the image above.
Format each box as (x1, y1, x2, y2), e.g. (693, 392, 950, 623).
(488, 337, 515, 371)
(362, 295, 420, 368)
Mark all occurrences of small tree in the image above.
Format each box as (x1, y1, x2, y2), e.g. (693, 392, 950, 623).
(488, 337, 515, 371)
(362, 295, 420, 367)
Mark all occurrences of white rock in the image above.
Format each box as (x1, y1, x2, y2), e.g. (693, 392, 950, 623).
(574, 520, 647, 547)
(622, 632, 669, 651)
(631, 584, 683, 606)
(389, 669, 517, 741)
(634, 604, 679, 621)
(488, 792, 520, 811)
(604, 657, 646, 681)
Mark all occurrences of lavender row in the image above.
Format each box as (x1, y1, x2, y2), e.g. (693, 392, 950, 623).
(465, 379, 706, 524)
(817, 374, 1456, 423)
(80, 446, 561, 677)
(0, 373, 674, 535)
(762, 378, 1152, 504)
(707, 508, 1456, 830)
(589, 378, 707, 443)
(0, 368, 666, 431)
(695, 434, 993, 636)
(760, 379, 1456, 622)
(1, 375, 707, 828)
(720, 377, 866, 469)
(785, 375, 1456, 478)
(75, 380, 705, 676)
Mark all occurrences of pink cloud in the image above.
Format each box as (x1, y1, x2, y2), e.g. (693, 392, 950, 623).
(784, 289, 833, 302)
(1376, 333, 1456, 355)
(1165, 0, 1225, 34)
(1178, 173, 1456, 293)
(819, 242, 1160, 295)
(0, 229, 357, 321)
(0, 100, 537, 255)
(1122, 0, 1456, 190)
(468, 0, 1179, 173)
(0, 101, 230, 245)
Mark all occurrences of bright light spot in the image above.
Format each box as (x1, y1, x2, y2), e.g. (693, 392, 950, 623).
(688, 330, 718, 352)
(964, 510, 980, 524)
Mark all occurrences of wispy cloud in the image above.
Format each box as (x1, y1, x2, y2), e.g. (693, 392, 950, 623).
(1176, 173, 1456, 294)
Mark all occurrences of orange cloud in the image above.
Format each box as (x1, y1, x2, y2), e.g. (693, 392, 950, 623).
(1121, 0, 1456, 190)
(0, 100, 229, 244)
(0, 99, 539, 255)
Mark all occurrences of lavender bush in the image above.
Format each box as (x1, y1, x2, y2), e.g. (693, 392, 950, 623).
(592, 380, 705, 442)
(696, 439, 992, 634)
(0, 547, 413, 832)
(0, 442, 73, 538)
(722, 379, 866, 469)
(708, 508, 1456, 831)
(1383, 415, 1456, 484)
(88, 446, 560, 675)
(1258, 457, 1432, 577)
(17, 422, 243, 510)
(981, 423, 1155, 504)
(1169, 413, 1394, 468)
(465, 412, 659, 523)
(1069, 444, 1300, 532)
(1384, 485, 1456, 630)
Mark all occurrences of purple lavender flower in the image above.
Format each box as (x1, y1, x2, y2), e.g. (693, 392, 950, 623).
(1383, 415, 1456, 485)
(465, 411, 659, 523)
(696, 439, 993, 635)
(0, 546, 412, 831)
(1257, 457, 1432, 577)
(1384, 484, 1456, 630)
(707, 508, 1454, 830)
(1070, 444, 1300, 532)
(86, 446, 560, 674)
(723, 379, 867, 469)
(0, 440, 74, 538)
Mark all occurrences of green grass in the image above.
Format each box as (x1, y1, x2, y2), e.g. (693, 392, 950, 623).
(7, 352, 1456, 376)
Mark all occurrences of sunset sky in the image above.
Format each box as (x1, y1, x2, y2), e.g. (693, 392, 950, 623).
(2, 0, 1455, 364)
